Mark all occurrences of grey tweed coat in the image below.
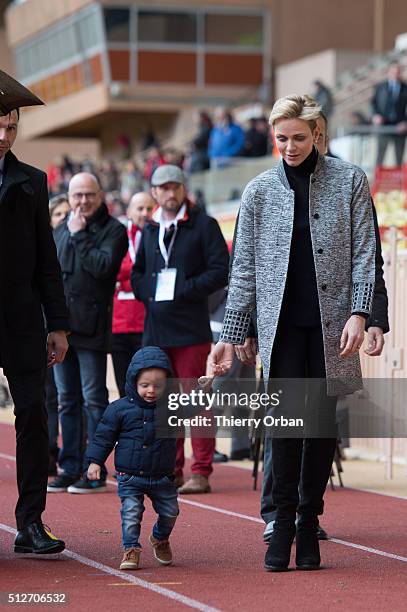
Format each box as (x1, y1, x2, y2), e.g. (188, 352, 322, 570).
(220, 154, 376, 395)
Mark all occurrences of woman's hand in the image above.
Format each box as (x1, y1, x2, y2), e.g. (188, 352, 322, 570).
(209, 342, 235, 376)
(234, 337, 257, 365)
(340, 315, 366, 357)
(87, 463, 101, 481)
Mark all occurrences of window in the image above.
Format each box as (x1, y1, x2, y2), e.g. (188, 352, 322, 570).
(138, 11, 197, 44)
(205, 14, 263, 47)
(104, 8, 130, 43)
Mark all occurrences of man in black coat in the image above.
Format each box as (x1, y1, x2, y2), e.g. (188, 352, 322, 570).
(48, 172, 128, 494)
(371, 61, 407, 166)
(0, 108, 69, 554)
(132, 165, 229, 493)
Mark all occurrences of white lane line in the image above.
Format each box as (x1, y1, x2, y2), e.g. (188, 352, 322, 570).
(330, 538, 407, 563)
(0, 452, 15, 462)
(0, 522, 220, 612)
(347, 486, 407, 501)
(1, 451, 406, 565)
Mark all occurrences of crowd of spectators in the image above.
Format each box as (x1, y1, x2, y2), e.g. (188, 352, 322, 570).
(46, 106, 273, 203)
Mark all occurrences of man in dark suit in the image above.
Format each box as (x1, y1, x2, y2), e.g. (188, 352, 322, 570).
(371, 61, 407, 166)
(0, 108, 69, 553)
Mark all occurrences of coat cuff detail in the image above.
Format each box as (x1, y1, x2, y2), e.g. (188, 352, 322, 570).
(351, 282, 374, 314)
(220, 309, 251, 344)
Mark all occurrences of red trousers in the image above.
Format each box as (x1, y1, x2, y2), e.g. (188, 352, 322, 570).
(163, 343, 214, 478)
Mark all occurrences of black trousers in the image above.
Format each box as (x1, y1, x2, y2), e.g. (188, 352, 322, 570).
(6, 367, 48, 530)
(376, 133, 406, 166)
(265, 321, 337, 520)
(111, 333, 143, 397)
(45, 367, 59, 453)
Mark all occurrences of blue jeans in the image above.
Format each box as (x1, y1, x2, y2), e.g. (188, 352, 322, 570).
(53, 347, 108, 478)
(117, 474, 179, 549)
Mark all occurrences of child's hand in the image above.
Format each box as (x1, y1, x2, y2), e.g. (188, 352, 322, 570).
(87, 463, 101, 480)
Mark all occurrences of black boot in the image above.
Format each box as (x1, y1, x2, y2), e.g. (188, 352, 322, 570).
(264, 518, 296, 572)
(14, 521, 65, 554)
(295, 516, 321, 570)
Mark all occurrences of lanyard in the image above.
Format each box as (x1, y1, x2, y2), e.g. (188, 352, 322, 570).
(127, 221, 141, 264)
(158, 224, 177, 269)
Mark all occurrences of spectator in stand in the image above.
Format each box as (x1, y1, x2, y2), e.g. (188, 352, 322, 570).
(47, 157, 64, 197)
(110, 197, 127, 223)
(141, 127, 159, 151)
(311, 80, 334, 120)
(243, 117, 270, 157)
(189, 111, 213, 173)
(120, 161, 143, 204)
(48, 172, 128, 494)
(371, 61, 407, 166)
(208, 107, 245, 168)
(162, 147, 184, 169)
(132, 165, 229, 494)
(100, 160, 119, 193)
(112, 192, 155, 397)
(144, 146, 166, 183)
(117, 134, 132, 160)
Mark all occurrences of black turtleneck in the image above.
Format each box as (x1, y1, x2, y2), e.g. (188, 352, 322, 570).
(281, 147, 321, 326)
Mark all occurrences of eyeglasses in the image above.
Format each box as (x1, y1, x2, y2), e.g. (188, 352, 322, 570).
(70, 192, 99, 201)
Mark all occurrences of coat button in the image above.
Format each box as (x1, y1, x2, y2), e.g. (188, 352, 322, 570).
(143, 445, 147, 449)
(148, 297, 153, 302)
(140, 470, 144, 475)
(313, 213, 319, 219)
(321, 284, 327, 291)
(317, 248, 323, 254)
(152, 272, 156, 277)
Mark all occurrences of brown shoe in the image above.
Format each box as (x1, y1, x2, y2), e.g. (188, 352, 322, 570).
(120, 547, 141, 570)
(174, 475, 184, 489)
(149, 534, 173, 565)
(177, 474, 211, 494)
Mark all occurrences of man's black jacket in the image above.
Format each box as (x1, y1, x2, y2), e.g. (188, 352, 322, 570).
(131, 204, 229, 347)
(54, 203, 127, 352)
(371, 80, 407, 124)
(0, 151, 69, 373)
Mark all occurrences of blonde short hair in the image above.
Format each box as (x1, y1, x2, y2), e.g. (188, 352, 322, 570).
(269, 94, 322, 130)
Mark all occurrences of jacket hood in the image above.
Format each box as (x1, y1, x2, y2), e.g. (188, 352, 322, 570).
(125, 346, 173, 400)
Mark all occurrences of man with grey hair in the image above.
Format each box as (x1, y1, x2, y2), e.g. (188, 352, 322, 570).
(49, 172, 127, 494)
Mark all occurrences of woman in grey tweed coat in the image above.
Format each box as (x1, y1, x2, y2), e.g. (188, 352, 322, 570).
(212, 95, 376, 572)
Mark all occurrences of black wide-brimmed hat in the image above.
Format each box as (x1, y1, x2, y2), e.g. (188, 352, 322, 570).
(0, 69, 44, 115)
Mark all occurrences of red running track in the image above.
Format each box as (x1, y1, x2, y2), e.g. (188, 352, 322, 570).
(0, 421, 406, 611)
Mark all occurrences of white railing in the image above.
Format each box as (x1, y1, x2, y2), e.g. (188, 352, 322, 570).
(356, 227, 407, 475)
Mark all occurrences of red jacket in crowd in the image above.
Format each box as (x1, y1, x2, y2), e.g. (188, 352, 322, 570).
(112, 223, 145, 334)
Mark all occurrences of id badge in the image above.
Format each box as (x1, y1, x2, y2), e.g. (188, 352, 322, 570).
(155, 268, 177, 302)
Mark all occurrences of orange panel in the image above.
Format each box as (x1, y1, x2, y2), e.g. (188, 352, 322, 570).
(89, 54, 104, 84)
(109, 50, 130, 81)
(138, 51, 196, 83)
(205, 53, 263, 86)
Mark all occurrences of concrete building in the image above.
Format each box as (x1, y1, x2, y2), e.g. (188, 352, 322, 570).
(3, 0, 407, 158)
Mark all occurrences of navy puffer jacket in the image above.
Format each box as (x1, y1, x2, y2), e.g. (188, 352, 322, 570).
(86, 346, 176, 477)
